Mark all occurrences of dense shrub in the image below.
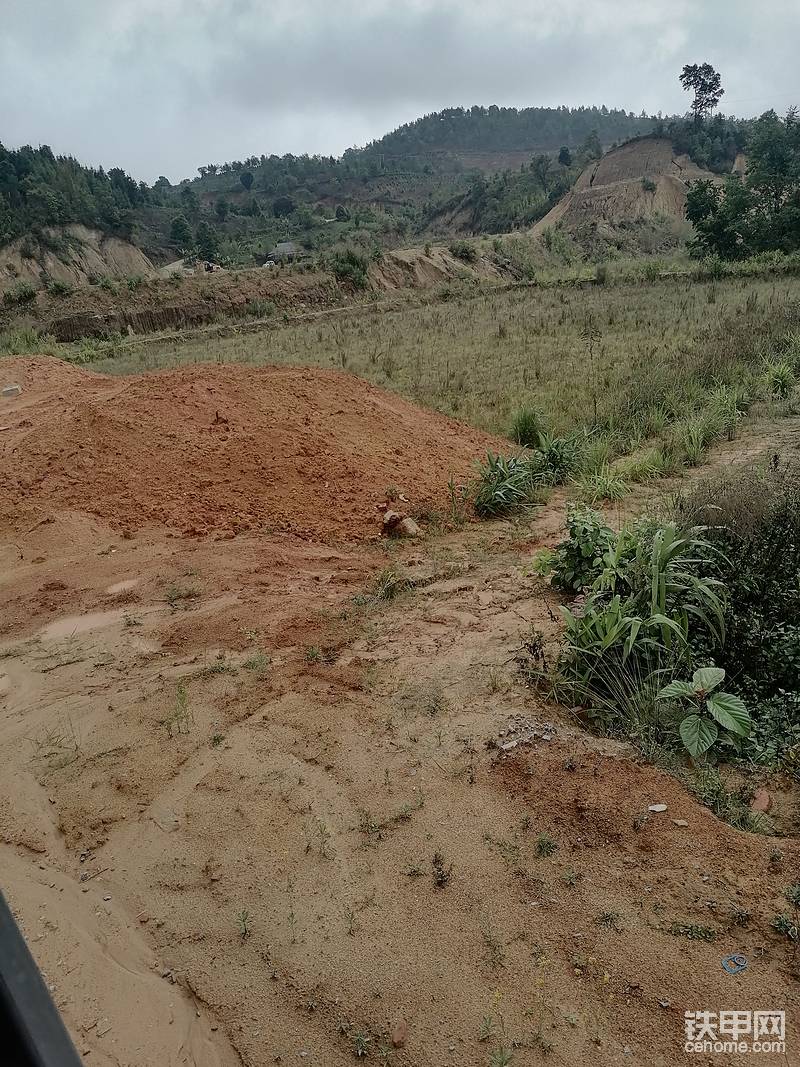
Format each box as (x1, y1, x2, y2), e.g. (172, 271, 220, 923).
(448, 240, 477, 263)
(534, 506, 616, 594)
(2, 281, 37, 307)
(329, 248, 370, 289)
(535, 511, 731, 756)
(677, 464, 800, 711)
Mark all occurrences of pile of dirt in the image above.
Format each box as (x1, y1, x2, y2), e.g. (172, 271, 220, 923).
(0, 224, 155, 296)
(534, 136, 722, 237)
(0, 356, 508, 540)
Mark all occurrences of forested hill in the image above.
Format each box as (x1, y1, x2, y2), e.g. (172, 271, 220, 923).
(0, 103, 660, 257)
(0, 143, 145, 246)
(356, 105, 658, 159)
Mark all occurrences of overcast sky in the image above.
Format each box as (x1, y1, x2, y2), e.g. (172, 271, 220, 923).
(2, 0, 798, 183)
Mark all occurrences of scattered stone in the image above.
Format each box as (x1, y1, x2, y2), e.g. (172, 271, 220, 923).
(491, 715, 556, 753)
(102, 895, 111, 902)
(750, 788, 772, 813)
(391, 1019, 408, 1049)
(2, 384, 22, 398)
(648, 803, 668, 813)
(672, 819, 689, 827)
(382, 510, 422, 539)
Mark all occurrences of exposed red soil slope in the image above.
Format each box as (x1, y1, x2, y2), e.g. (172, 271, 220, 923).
(0, 356, 508, 541)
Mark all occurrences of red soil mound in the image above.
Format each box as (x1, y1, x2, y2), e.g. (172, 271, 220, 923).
(1, 356, 508, 541)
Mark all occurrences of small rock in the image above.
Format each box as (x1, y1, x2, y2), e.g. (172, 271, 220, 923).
(102, 895, 111, 902)
(2, 384, 22, 398)
(672, 819, 689, 827)
(382, 510, 421, 539)
(391, 1019, 408, 1049)
(648, 803, 668, 813)
(750, 788, 772, 813)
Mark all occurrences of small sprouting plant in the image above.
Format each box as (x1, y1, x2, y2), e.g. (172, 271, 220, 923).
(772, 914, 799, 941)
(773, 883, 800, 942)
(203, 660, 237, 676)
(236, 908, 250, 939)
(432, 850, 453, 888)
(164, 683, 193, 737)
(481, 922, 506, 969)
(562, 868, 582, 888)
(535, 832, 557, 858)
(657, 666, 751, 758)
(597, 910, 621, 930)
(352, 1031, 371, 1058)
(668, 922, 717, 942)
(164, 582, 200, 608)
(242, 651, 270, 675)
(479, 1016, 498, 1042)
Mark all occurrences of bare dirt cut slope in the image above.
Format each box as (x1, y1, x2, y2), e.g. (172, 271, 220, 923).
(534, 136, 719, 237)
(0, 224, 155, 295)
(1, 356, 508, 541)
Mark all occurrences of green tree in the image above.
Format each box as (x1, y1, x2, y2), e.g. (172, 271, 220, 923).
(746, 108, 800, 213)
(195, 221, 219, 261)
(240, 171, 254, 190)
(531, 154, 552, 193)
(580, 130, 602, 161)
(180, 185, 199, 213)
(170, 214, 193, 248)
(686, 176, 753, 258)
(685, 109, 800, 258)
(272, 195, 296, 218)
(558, 146, 572, 167)
(680, 63, 725, 125)
(215, 197, 229, 221)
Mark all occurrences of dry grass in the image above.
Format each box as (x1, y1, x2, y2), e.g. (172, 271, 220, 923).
(82, 273, 800, 441)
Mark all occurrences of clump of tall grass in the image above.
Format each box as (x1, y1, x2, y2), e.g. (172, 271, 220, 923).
(0, 327, 54, 354)
(577, 464, 631, 503)
(615, 446, 678, 483)
(509, 405, 546, 449)
(761, 359, 795, 399)
(472, 453, 545, 517)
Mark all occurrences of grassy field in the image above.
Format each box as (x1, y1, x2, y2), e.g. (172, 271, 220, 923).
(85, 271, 800, 443)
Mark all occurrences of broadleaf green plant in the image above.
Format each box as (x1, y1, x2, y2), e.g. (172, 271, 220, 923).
(658, 666, 751, 758)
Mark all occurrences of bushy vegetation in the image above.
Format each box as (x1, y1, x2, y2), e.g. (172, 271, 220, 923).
(2, 280, 37, 306)
(532, 460, 800, 785)
(328, 247, 371, 289)
(0, 142, 143, 244)
(685, 109, 800, 258)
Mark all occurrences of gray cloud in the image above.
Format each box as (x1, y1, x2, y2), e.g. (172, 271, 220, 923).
(1, 0, 797, 182)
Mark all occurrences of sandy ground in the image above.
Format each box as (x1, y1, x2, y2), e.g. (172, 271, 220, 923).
(1, 360, 799, 1066)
